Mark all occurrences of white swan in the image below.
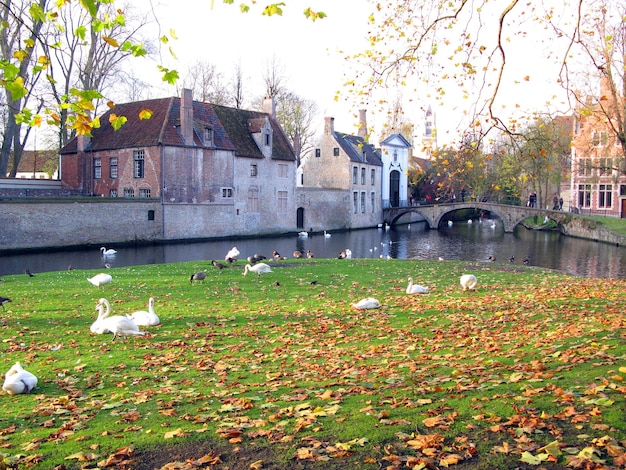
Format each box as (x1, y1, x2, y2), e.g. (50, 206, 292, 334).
(127, 297, 160, 326)
(92, 298, 145, 341)
(91, 297, 112, 333)
(352, 298, 381, 310)
(225, 246, 240, 262)
(243, 263, 272, 277)
(2, 362, 37, 395)
(448, 220, 453, 227)
(87, 273, 112, 287)
(460, 274, 478, 291)
(100, 247, 117, 256)
(345, 249, 352, 259)
(467, 219, 473, 224)
(298, 231, 309, 238)
(324, 231, 331, 238)
(406, 277, 429, 294)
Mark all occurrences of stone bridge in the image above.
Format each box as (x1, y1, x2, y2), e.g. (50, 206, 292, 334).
(383, 202, 575, 233)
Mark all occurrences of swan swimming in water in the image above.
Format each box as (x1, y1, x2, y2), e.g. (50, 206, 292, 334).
(298, 231, 309, 238)
(100, 247, 117, 256)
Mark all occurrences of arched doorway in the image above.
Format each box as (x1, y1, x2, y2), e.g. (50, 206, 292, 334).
(389, 170, 400, 207)
(297, 207, 305, 229)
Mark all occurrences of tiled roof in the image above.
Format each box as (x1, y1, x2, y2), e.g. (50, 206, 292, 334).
(12, 150, 58, 173)
(61, 96, 295, 162)
(335, 132, 383, 166)
(381, 133, 412, 148)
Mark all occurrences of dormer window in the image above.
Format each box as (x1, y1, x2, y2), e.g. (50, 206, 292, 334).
(264, 129, 271, 147)
(204, 127, 214, 146)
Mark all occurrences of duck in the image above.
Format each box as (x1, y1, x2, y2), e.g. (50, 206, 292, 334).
(243, 263, 272, 277)
(0, 296, 11, 310)
(100, 247, 117, 256)
(190, 271, 207, 284)
(460, 274, 478, 291)
(406, 277, 429, 294)
(2, 362, 37, 395)
(352, 298, 381, 310)
(87, 273, 112, 287)
(127, 297, 160, 326)
(306, 250, 314, 259)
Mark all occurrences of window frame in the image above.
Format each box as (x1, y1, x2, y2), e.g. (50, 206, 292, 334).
(133, 150, 145, 178)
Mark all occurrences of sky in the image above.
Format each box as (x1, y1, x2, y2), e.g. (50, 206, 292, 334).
(128, 0, 575, 147)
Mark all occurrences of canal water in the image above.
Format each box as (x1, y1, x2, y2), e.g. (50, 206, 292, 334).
(1, 221, 625, 278)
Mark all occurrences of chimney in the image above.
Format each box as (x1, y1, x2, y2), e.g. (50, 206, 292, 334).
(324, 117, 335, 135)
(262, 96, 276, 119)
(76, 134, 89, 153)
(181, 88, 194, 145)
(358, 109, 367, 138)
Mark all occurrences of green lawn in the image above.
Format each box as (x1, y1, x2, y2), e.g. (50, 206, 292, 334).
(0, 259, 624, 469)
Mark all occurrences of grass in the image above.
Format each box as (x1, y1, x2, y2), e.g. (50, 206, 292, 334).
(587, 215, 626, 236)
(0, 258, 624, 469)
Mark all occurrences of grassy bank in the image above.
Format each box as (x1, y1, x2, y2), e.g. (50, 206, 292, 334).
(0, 259, 624, 469)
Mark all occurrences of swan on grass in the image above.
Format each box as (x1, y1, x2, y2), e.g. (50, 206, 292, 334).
(3, 362, 37, 395)
(127, 297, 160, 326)
(243, 263, 272, 277)
(87, 273, 112, 287)
(460, 274, 478, 292)
(100, 247, 117, 256)
(92, 298, 145, 341)
(352, 298, 381, 310)
(406, 277, 429, 294)
(225, 246, 240, 262)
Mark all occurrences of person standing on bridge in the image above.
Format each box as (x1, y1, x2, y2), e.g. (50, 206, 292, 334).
(553, 195, 559, 210)
(559, 197, 563, 210)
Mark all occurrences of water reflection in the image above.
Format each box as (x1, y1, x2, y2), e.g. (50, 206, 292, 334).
(1, 221, 625, 278)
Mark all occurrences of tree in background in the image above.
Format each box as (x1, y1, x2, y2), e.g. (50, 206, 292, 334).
(230, 60, 246, 109)
(276, 92, 317, 166)
(179, 60, 229, 105)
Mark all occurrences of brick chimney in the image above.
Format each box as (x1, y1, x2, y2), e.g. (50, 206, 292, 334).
(262, 96, 276, 119)
(181, 88, 194, 145)
(358, 109, 367, 138)
(76, 134, 89, 153)
(324, 117, 335, 135)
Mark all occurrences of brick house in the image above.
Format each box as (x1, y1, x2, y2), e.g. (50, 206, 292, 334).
(570, 78, 626, 217)
(296, 111, 383, 231)
(60, 89, 298, 239)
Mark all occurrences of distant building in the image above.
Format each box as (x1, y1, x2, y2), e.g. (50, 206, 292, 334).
(297, 111, 383, 231)
(380, 133, 411, 207)
(60, 89, 298, 239)
(9, 150, 58, 179)
(570, 77, 626, 217)
(413, 105, 437, 160)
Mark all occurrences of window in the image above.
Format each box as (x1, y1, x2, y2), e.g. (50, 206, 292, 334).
(204, 127, 213, 145)
(148, 210, 155, 221)
(222, 188, 233, 198)
(278, 164, 288, 178)
(277, 190, 288, 212)
(352, 166, 358, 184)
(592, 131, 608, 147)
(599, 184, 612, 208)
(360, 192, 366, 213)
(599, 158, 612, 176)
(124, 187, 135, 198)
(371, 169, 375, 185)
(300, 173, 304, 185)
(315, 148, 321, 157)
(371, 192, 375, 213)
(139, 188, 151, 198)
(577, 184, 591, 208)
(110, 189, 117, 198)
(620, 185, 626, 196)
(247, 188, 259, 212)
(578, 158, 592, 176)
(393, 150, 398, 162)
(94, 158, 102, 179)
(361, 168, 365, 185)
(133, 150, 145, 178)
(110, 157, 118, 179)
(333, 147, 340, 156)
(250, 164, 258, 177)
(264, 130, 271, 147)
(353, 192, 358, 214)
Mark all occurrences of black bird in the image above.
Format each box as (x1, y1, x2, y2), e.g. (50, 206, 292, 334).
(25, 268, 35, 277)
(509, 256, 515, 263)
(524, 257, 531, 265)
(0, 296, 11, 310)
(190, 271, 207, 284)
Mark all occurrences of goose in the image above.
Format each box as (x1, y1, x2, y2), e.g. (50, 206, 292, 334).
(243, 263, 272, 277)
(460, 274, 478, 291)
(225, 247, 240, 262)
(25, 268, 35, 277)
(352, 298, 381, 310)
(324, 231, 331, 238)
(272, 250, 286, 260)
(338, 250, 347, 259)
(0, 296, 11, 310)
(524, 257, 531, 265)
(2, 362, 37, 395)
(293, 250, 303, 259)
(100, 247, 117, 256)
(298, 231, 309, 238)
(488, 255, 496, 262)
(127, 297, 160, 326)
(406, 277, 429, 294)
(211, 260, 226, 270)
(509, 256, 515, 263)
(92, 298, 145, 341)
(190, 271, 207, 284)
(306, 250, 314, 259)
(87, 273, 112, 287)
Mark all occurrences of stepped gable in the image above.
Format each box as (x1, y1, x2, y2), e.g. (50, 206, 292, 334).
(335, 132, 383, 166)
